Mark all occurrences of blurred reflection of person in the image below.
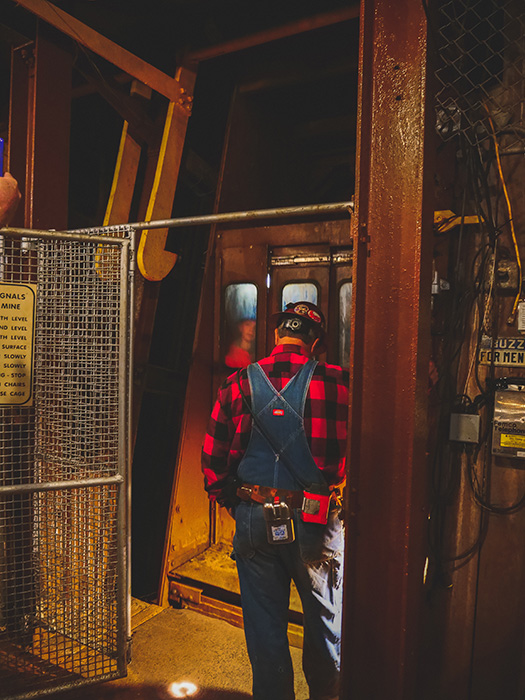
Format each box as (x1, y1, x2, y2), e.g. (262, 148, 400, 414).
(225, 318, 256, 369)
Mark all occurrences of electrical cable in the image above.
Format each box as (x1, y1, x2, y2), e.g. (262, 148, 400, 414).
(426, 129, 513, 588)
(427, 178, 477, 588)
(471, 242, 498, 395)
(466, 451, 525, 515)
(484, 106, 523, 323)
(461, 226, 496, 396)
(466, 137, 501, 400)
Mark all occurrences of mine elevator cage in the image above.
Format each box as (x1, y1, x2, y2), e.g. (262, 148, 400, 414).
(0, 225, 134, 699)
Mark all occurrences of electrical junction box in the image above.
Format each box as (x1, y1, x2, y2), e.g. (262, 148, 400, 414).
(486, 254, 519, 291)
(492, 384, 525, 459)
(449, 413, 480, 443)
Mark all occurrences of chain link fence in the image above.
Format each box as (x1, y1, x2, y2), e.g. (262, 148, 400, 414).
(434, 0, 525, 151)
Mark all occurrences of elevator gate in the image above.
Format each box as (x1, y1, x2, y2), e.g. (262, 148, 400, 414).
(0, 226, 133, 699)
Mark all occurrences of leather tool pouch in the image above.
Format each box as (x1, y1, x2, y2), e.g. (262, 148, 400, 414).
(263, 500, 295, 544)
(301, 484, 331, 524)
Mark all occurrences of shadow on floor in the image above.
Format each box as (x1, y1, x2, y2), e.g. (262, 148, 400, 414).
(45, 607, 308, 699)
(61, 684, 251, 699)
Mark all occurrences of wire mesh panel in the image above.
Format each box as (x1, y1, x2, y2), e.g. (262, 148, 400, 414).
(0, 227, 132, 698)
(434, 0, 525, 149)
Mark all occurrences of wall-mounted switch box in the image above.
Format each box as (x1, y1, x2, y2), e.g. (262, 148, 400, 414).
(450, 413, 480, 443)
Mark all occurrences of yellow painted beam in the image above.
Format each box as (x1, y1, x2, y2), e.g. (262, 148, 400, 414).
(95, 122, 142, 280)
(103, 122, 141, 226)
(137, 66, 196, 281)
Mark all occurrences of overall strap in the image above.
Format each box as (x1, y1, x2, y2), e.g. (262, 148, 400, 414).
(248, 358, 318, 418)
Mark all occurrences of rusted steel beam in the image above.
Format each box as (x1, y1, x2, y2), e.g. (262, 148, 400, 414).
(189, 5, 360, 62)
(341, 0, 434, 698)
(31, 32, 72, 230)
(8, 42, 31, 230)
(9, 31, 72, 230)
(15, 0, 182, 102)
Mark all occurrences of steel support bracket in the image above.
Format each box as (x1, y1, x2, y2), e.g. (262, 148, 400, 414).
(434, 209, 482, 233)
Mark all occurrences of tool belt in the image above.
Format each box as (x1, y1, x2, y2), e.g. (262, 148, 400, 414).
(237, 481, 345, 524)
(237, 483, 304, 509)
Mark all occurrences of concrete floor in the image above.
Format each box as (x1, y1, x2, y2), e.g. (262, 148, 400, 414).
(60, 606, 309, 700)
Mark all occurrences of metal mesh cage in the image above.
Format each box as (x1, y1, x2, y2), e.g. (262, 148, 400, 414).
(434, 0, 525, 150)
(36, 239, 121, 481)
(0, 227, 132, 698)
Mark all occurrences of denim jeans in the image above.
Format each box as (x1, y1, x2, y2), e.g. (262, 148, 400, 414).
(233, 501, 344, 700)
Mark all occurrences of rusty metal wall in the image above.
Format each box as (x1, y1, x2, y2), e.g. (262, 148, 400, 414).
(0, 226, 133, 699)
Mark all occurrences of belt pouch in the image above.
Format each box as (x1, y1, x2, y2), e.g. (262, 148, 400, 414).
(301, 485, 330, 524)
(263, 500, 295, 544)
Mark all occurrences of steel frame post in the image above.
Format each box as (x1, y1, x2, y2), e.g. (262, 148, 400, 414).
(8, 42, 31, 230)
(9, 28, 72, 231)
(341, 1, 434, 698)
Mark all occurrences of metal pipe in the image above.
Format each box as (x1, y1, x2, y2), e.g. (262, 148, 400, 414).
(0, 227, 129, 244)
(127, 201, 354, 231)
(117, 235, 133, 669)
(0, 474, 124, 495)
(1, 202, 353, 240)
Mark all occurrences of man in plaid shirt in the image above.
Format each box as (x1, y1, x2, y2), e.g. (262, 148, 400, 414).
(202, 301, 348, 700)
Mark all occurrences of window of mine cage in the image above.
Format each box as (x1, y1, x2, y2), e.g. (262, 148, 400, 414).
(224, 283, 258, 369)
(281, 282, 318, 310)
(339, 280, 352, 368)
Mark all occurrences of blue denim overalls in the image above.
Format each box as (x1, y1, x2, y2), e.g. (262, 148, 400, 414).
(233, 360, 343, 700)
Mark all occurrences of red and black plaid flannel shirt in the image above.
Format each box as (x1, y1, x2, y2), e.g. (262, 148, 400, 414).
(202, 344, 349, 504)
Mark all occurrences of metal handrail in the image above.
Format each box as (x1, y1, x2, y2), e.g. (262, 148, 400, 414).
(1, 201, 354, 239)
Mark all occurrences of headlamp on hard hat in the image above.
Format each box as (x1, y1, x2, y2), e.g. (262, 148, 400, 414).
(279, 316, 314, 336)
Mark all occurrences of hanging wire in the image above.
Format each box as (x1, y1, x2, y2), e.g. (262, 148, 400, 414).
(484, 106, 523, 324)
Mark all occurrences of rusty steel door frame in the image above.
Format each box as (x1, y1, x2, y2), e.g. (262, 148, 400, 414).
(0, 225, 134, 699)
(341, 0, 435, 698)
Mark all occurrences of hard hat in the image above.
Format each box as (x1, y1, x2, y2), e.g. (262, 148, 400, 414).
(271, 301, 326, 343)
